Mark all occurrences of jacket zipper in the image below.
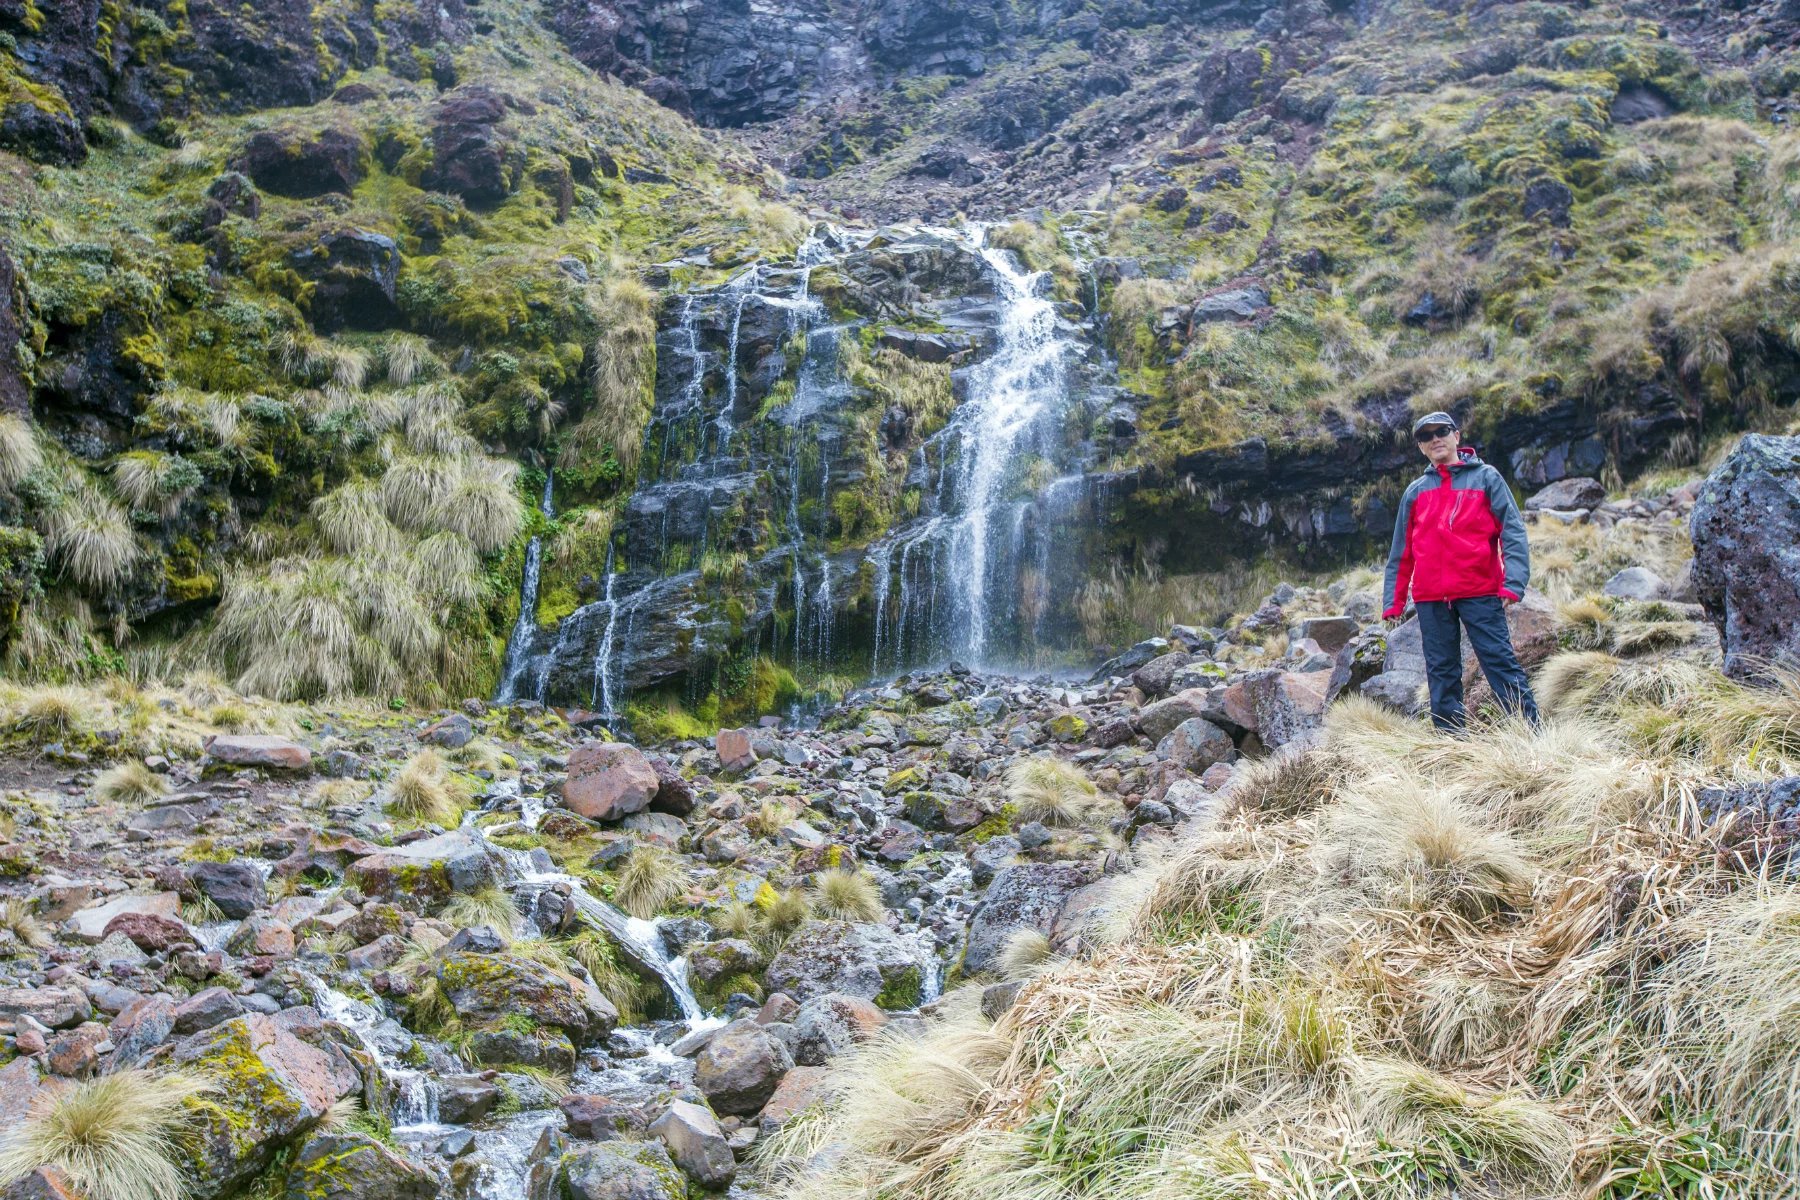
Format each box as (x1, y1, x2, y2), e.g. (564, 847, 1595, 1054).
(1448, 488, 1463, 532)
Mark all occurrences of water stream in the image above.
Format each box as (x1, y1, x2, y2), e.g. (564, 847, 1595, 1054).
(494, 474, 556, 703)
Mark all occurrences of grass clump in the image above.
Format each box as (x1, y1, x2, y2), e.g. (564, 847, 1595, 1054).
(385, 749, 468, 827)
(90, 761, 169, 805)
(0, 898, 50, 951)
(812, 869, 884, 922)
(0, 1069, 212, 1200)
(613, 843, 692, 919)
(440, 885, 519, 935)
(1002, 756, 1109, 827)
(7, 686, 92, 744)
(565, 930, 661, 1025)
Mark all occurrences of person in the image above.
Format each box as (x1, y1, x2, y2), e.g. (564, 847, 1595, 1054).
(1382, 411, 1540, 732)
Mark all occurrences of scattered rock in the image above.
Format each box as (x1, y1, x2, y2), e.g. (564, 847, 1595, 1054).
(694, 1018, 794, 1116)
(204, 734, 313, 772)
(649, 1098, 736, 1189)
(564, 743, 661, 821)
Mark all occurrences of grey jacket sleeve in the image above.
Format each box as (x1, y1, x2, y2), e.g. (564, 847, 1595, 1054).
(1382, 481, 1419, 618)
(1484, 467, 1530, 598)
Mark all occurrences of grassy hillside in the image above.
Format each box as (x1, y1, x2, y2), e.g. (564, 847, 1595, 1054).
(0, 0, 801, 700)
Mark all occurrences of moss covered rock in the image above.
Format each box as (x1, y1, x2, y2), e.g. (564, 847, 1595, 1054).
(763, 918, 925, 1009)
(281, 1131, 439, 1200)
(435, 950, 617, 1043)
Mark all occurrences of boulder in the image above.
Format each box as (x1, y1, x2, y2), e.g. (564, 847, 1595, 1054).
(102, 910, 192, 952)
(171, 986, 246, 1036)
(418, 713, 474, 749)
(1691, 435, 1800, 681)
(1129, 652, 1193, 699)
(169, 1014, 359, 1195)
(1236, 669, 1332, 750)
(189, 860, 267, 920)
(790, 993, 888, 1065)
(232, 126, 367, 197)
(764, 920, 924, 1008)
(1526, 476, 1605, 512)
(564, 743, 660, 821)
(1156, 717, 1235, 772)
(1137, 688, 1210, 742)
(561, 1140, 687, 1200)
(560, 1093, 649, 1140)
(438, 1076, 501, 1125)
(423, 86, 517, 206)
(693, 1018, 794, 1116)
(293, 228, 401, 332)
(204, 734, 312, 772)
(716, 727, 757, 772)
(1191, 285, 1269, 323)
(963, 862, 1097, 977)
(0, 986, 90, 1030)
(648, 1098, 736, 1189)
(1602, 567, 1666, 601)
(68, 892, 181, 942)
(281, 1131, 438, 1200)
(757, 1064, 829, 1130)
(1295, 616, 1359, 655)
(345, 831, 493, 910)
(648, 757, 696, 817)
(688, 938, 764, 996)
(436, 951, 617, 1043)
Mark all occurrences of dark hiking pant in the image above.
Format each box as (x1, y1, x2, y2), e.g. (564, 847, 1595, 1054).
(1415, 596, 1540, 733)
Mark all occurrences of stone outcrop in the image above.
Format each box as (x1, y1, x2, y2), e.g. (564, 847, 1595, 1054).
(1691, 434, 1800, 681)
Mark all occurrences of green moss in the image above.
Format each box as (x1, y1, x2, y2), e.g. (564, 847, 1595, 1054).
(875, 964, 923, 1010)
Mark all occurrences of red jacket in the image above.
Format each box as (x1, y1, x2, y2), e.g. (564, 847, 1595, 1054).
(1382, 447, 1530, 618)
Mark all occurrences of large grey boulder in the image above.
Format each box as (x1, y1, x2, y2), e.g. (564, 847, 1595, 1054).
(1602, 566, 1666, 601)
(649, 1098, 736, 1189)
(963, 862, 1097, 978)
(561, 1140, 687, 1200)
(693, 1018, 794, 1116)
(763, 920, 923, 1008)
(1691, 434, 1800, 681)
(1156, 718, 1234, 772)
(1525, 476, 1605, 511)
(1137, 688, 1210, 741)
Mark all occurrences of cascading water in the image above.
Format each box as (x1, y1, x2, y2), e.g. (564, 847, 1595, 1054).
(588, 545, 621, 717)
(945, 229, 1072, 661)
(494, 473, 555, 702)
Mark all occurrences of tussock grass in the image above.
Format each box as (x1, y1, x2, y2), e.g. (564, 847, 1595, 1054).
(43, 475, 138, 593)
(565, 930, 659, 1025)
(0, 1068, 213, 1200)
(749, 798, 797, 839)
(8, 685, 92, 743)
(756, 660, 1800, 1199)
(385, 749, 467, 827)
(996, 929, 1055, 980)
(91, 761, 169, 805)
(613, 843, 692, 919)
(1003, 756, 1109, 827)
(561, 273, 658, 476)
(0, 898, 50, 950)
(0, 412, 42, 493)
(812, 869, 884, 922)
(441, 885, 519, 934)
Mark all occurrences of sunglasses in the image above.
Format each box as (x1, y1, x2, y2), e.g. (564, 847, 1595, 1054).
(1414, 426, 1456, 443)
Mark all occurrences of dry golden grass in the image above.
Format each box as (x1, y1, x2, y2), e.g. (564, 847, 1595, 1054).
(755, 657, 1800, 1199)
(1003, 756, 1110, 827)
(812, 869, 885, 922)
(385, 749, 467, 827)
(90, 761, 169, 806)
(0, 1069, 213, 1200)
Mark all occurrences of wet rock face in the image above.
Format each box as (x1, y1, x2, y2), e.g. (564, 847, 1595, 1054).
(1691, 434, 1800, 681)
(763, 919, 923, 1007)
(233, 127, 368, 198)
(281, 1131, 441, 1200)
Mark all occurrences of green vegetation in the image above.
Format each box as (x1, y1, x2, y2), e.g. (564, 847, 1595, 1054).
(384, 749, 470, 828)
(811, 868, 885, 922)
(1001, 756, 1109, 828)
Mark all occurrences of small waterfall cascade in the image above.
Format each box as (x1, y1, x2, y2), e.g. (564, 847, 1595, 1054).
(464, 794, 713, 1025)
(587, 545, 621, 718)
(296, 969, 444, 1133)
(493, 473, 556, 703)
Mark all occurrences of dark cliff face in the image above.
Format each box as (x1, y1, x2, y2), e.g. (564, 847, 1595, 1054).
(545, 0, 1300, 129)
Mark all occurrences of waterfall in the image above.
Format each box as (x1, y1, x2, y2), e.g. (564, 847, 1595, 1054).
(718, 267, 760, 453)
(588, 545, 621, 717)
(494, 473, 556, 703)
(869, 539, 893, 675)
(946, 229, 1071, 662)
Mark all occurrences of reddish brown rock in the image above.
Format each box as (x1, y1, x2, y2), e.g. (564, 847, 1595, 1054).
(758, 1064, 829, 1128)
(563, 742, 659, 821)
(102, 910, 193, 952)
(204, 734, 313, 771)
(716, 727, 756, 773)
